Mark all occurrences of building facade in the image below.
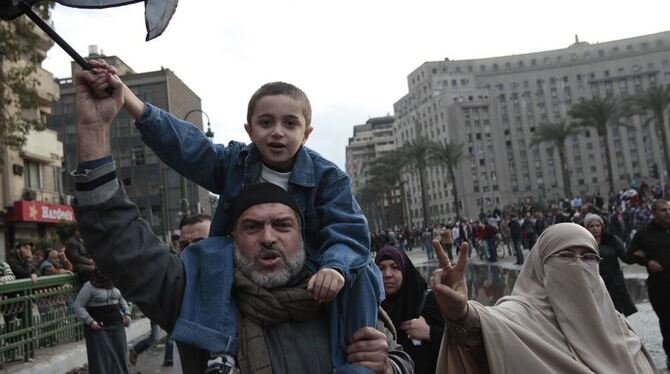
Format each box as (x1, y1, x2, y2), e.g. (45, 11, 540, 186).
(0, 22, 66, 260)
(345, 116, 397, 230)
(47, 47, 211, 241)
(390, 31, 670, 226)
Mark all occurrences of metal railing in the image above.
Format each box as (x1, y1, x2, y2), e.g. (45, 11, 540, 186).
(0, 274, 84, 364)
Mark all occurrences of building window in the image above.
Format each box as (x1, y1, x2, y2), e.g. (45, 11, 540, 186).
(132, 146, 145, 166)
(24, 159, 42, 190)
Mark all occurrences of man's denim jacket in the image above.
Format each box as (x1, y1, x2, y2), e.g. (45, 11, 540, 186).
(135, 103, 373, 284)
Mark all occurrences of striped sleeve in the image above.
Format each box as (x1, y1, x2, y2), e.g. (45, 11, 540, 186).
(70, 157, 119, 206)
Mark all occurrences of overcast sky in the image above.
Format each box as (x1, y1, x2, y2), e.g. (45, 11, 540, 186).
(43, 0, 670, 169)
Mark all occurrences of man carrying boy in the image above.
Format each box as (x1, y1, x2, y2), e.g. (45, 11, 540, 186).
(71, 66, 412, 372)
(85, 61, 384, 373)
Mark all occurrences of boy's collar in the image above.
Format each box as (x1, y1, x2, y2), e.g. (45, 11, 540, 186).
(237, 144, 315, 188)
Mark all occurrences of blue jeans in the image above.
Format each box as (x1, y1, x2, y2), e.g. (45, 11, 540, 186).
(132, 320, 160, 355)
(513, 238, 524, 264)
(423, 241, 435, 260)
(164, 335, 174, 362)
(331, 260, 383, 374)
(486, 239, 497, 261)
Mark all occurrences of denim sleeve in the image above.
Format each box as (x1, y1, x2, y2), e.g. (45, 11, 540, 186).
(134, 103, 232, 193)
(317, 173, 371, 282)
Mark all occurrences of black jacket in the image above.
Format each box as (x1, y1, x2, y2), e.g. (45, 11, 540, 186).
(6, 253, 36, 279)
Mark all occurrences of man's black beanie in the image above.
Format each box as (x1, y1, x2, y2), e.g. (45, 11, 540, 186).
(230, 183, 301, 225)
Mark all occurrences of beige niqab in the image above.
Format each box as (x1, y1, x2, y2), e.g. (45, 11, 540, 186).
(439, 223, 656, 374)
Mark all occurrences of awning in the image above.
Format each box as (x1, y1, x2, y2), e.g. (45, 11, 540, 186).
(5, 200, 76, 224)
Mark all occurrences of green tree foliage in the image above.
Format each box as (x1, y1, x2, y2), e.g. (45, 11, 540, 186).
(628, 85, 670, 178)
(568, 96, 628, 195)
(400, 137, 433, 227)
(0, 3, 53, 163)
(531, 120, 582, 198)
(429, 140, 464, 218)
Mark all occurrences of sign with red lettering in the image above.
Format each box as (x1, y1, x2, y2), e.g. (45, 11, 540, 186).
(6, 200, 76, 223)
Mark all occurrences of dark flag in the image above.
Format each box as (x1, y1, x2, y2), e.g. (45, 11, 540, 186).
(54, 0, 179, 40)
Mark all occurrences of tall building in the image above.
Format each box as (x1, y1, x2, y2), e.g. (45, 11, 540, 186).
(47, 46, 212, 240)
(391, 31, 670, 225)
(346, 116, 395, 193)
(345, 116, 397, 230)
(0, 22, 66, 260)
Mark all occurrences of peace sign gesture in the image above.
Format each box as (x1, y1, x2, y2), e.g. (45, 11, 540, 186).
(430, 240, 469, 321)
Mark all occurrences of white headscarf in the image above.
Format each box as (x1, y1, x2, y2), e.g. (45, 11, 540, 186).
(442, 223, 656, 374)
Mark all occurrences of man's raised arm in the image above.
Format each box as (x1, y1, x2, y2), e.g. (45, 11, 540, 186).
(72, 66, 185, 332)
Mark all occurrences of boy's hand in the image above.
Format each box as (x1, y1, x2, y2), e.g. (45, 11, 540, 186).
(89, 60, 118, 99)
(307, 268, 345, 302)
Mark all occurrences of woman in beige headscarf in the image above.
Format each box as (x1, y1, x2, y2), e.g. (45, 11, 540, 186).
(431, 222, 656, 373)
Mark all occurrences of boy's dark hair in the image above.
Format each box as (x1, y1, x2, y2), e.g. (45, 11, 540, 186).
(246, 82, 312, 127)
(179, 213, 212, 230)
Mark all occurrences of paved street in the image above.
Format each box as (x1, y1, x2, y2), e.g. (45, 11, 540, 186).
(128, 337, 173, 374)
(4, 246, 666, 373)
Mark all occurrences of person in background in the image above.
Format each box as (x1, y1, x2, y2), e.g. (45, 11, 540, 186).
(432, 224, 656, 373)
(439, 224, 454, 260)
(583, 213, 637, 316)
(31, 248, 46, 269)
(65, 229, 95, 282)
(628, 199, 670, 370)
(7, 240, 38, 283)
(74, 268, 131, 374)
(375, 245, 443, 374)
(422, 228, 435, 261)
(39, 249, 74, 276)
(130, 213, 213, 368)
(0, 261, 16, 284)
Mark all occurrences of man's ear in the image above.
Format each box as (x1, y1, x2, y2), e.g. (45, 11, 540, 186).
(244, 123, 252, 137)
(301, 126, 314, 145)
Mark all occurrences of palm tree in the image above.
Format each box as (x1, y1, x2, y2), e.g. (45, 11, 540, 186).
(368, 152, 404, 227)
(430, 140, 465, 218)
(568, 96, 628, 195)
(531, 120, 582, 199)
(629, 85, 670, 179)
(400, 137, 433, 227)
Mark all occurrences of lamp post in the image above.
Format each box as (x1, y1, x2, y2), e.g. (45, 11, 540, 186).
(181, 109, 214, 216)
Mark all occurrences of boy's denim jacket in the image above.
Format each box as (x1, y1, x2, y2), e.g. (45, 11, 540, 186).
(136, 103, 373, 284)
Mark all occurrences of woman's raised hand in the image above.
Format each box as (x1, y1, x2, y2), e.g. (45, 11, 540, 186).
(430, 240, 469, 321)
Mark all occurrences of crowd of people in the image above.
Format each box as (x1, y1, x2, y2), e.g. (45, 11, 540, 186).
(3, 58, 663, 373)
(370, 183, 670, 371)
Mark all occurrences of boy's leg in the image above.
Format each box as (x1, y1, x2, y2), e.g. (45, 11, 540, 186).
(330, 260, 382, 374)
(171, 238, 238, 358)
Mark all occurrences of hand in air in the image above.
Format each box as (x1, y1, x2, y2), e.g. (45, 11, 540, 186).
(75, 59, 124, 128)
(307, 268, 345, 302)
(430, 240, 469, 321)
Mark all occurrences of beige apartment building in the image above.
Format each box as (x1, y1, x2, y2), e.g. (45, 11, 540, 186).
(0, 24, 66, 260)
(390, 30, 670, 226)
(345, 116, 397, 230)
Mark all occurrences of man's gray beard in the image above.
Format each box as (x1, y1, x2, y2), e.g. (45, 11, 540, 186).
(233, 239, 306, 289)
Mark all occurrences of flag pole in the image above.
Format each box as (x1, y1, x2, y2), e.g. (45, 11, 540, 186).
(19, 2, 92, 70)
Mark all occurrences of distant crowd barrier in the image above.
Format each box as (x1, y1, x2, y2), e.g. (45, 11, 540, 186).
(0, 274, 83, 365)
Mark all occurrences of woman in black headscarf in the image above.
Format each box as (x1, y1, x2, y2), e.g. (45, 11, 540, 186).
(73, 268, 131, 374)
(375, 245, 443, 374)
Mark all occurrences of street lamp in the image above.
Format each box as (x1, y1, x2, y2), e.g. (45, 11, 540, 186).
(181, 109, 214, 216)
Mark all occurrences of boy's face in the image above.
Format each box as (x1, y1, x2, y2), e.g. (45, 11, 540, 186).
(245, 95, 313, 170)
